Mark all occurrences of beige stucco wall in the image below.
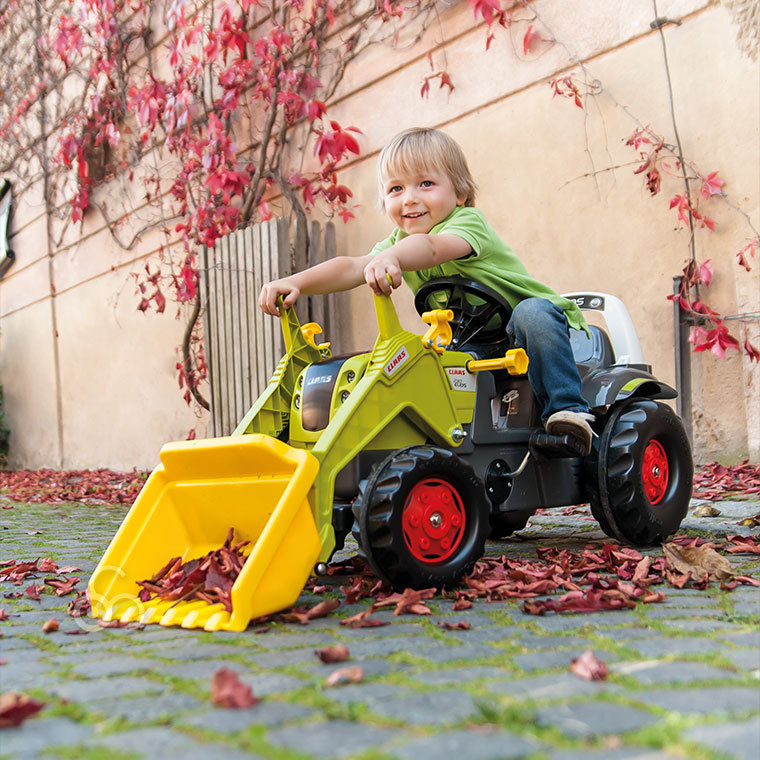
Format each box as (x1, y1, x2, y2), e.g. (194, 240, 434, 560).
(0, 0, 757, 470)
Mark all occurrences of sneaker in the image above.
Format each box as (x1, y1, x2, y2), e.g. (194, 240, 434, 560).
(545, 410, 596, 456)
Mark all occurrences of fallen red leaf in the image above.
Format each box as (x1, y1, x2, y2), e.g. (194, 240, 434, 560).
(340, 610, 389, 628)
(67, 590, 90, 618)
(373, 587, 436, 616)
(44, 577, 81, 596)
(41, 619, 59, 633)
(324, 666, 364, 687)
(570, 650, 608, 681)
(437, 620, 470, 630)
(211, 668, 258, 709)
(692, 461, 760, 500)
(97, 619, 130, 628)
(724, 535, 760, 554)
(24, 584, 44, 601)
(315, 645, 350, 663)
(0, 469, 150, 505)
(137, 529, 248, 612)
(0, 692, 45, 728)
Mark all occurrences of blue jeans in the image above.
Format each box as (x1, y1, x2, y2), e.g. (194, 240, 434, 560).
(506, 298, 589, 422)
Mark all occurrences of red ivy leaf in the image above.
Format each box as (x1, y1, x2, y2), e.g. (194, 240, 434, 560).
(699, 170, 724, 199)
(522, 25, 541, 55)
(744, 339, 760, 363)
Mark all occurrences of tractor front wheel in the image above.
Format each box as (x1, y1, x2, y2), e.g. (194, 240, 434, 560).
(353, 446, 490, 590)
(595, 399, 692, 545)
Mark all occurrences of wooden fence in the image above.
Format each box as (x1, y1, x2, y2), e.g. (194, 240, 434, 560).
(200, 218, 336, 436)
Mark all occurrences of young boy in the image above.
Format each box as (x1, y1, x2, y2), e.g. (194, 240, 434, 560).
(259, 127, 594, 452)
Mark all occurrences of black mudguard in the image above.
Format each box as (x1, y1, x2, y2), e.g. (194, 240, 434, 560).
(581, 366, 677, 409)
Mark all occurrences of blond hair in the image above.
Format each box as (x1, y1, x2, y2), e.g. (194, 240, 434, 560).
(377, 128, 477, 207)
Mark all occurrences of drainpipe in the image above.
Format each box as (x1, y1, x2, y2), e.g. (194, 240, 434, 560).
(672, 276, 692, 444)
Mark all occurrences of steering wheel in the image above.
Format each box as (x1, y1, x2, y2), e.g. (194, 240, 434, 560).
(414, 277, 513, 356)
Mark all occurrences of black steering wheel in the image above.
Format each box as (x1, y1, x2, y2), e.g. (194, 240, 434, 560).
(414, 277, 513, 356)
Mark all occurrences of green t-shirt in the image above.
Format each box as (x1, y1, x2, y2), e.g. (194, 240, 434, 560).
(370, 206, 587, 332)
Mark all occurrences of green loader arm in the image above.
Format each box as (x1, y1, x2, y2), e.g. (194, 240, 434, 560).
(234, 305, 327, 437)
(309, 295, 468, 561)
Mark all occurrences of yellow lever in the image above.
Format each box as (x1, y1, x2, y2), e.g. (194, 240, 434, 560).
(421, 309, 454, 355)
(301, 322, 331, 351)
(466, 348, 529, 375)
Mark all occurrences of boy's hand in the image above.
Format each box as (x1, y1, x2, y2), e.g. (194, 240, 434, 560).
(364, 253, 402, 296)
(259, 278, 300, 316)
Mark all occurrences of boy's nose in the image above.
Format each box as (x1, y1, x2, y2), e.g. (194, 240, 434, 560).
(402, 188, 418, 205)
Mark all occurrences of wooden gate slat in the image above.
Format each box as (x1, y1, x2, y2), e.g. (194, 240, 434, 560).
(203, 217, 333, 435)
(219, 233, 234, 435)
(211, 238, 223, 435)
(231, 228, 247, 424)
(252, 222, 267, 395)
(241, 226, 256, 415)
(294, 217, 309, 325)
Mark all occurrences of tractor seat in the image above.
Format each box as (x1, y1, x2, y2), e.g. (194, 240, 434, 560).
(570, 325, 615, 376)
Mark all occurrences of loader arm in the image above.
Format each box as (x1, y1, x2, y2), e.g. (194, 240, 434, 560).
(234, 304, 327, 437)
(308, 294, 469, 561)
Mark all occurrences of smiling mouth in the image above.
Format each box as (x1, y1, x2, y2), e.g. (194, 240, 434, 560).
(403, 212, 427, 219)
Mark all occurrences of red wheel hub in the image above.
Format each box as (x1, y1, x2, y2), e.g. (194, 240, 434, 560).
(642, 438, 669, 505)
(402, 478, 465, 563)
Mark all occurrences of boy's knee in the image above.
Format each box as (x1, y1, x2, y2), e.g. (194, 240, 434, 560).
(511, 298, 560, 331)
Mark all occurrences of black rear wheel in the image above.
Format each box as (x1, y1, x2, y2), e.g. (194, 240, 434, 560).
(595, 399, 692, 545)
(352, 446, 490, 590)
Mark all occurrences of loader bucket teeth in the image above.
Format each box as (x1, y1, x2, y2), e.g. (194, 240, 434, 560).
(88, 435, 321, 632)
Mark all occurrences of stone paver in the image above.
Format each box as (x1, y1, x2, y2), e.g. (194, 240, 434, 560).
(266, 719, 404, 758)
(611, 659, 746, 684)
(684, 715, 760, 760)
(390, 728, 544, 759)
(0, 497, 758, 760)
(536, 701, 658, 737)
(641, 686, 760, 715)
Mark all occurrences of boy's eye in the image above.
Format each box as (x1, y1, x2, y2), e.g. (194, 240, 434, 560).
(389, 185, 402, 194)
(420, 180, 434, 188)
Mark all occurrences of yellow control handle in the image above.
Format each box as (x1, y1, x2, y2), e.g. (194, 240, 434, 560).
(420, 309, 454, 355)
(301, 322, 331, 351)
(466, 348, 529, 376)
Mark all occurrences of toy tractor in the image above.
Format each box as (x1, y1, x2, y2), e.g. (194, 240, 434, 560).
(90, 278, 692, 631)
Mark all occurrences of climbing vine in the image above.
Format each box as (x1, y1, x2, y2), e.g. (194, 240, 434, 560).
(0, 0, 440, 412)
(0, 0, 756, 426)
(467, 0, 759, 362)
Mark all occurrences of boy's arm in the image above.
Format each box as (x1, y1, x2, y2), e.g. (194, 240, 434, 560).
(364, 233, 471, 296)
(259, 255, 367, 315)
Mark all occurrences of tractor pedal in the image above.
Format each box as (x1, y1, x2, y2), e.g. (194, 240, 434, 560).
(529, 431, 587, 458)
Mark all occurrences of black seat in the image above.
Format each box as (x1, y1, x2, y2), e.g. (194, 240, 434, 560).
(570, 325, 615, 376)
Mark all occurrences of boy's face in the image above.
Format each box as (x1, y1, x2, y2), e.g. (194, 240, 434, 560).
(381, 166, 464, 235)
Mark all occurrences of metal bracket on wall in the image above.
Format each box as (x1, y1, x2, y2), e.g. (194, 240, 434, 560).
(0, 179, 15, 280)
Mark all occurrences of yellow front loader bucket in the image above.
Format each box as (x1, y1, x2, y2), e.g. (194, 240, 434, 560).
(89, 435, 320, 632)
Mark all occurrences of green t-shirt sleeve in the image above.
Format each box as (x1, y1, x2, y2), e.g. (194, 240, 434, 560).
(429, 206, 490, 256)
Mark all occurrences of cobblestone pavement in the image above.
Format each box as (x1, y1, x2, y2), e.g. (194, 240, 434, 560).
(0, 497, 758, 760)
